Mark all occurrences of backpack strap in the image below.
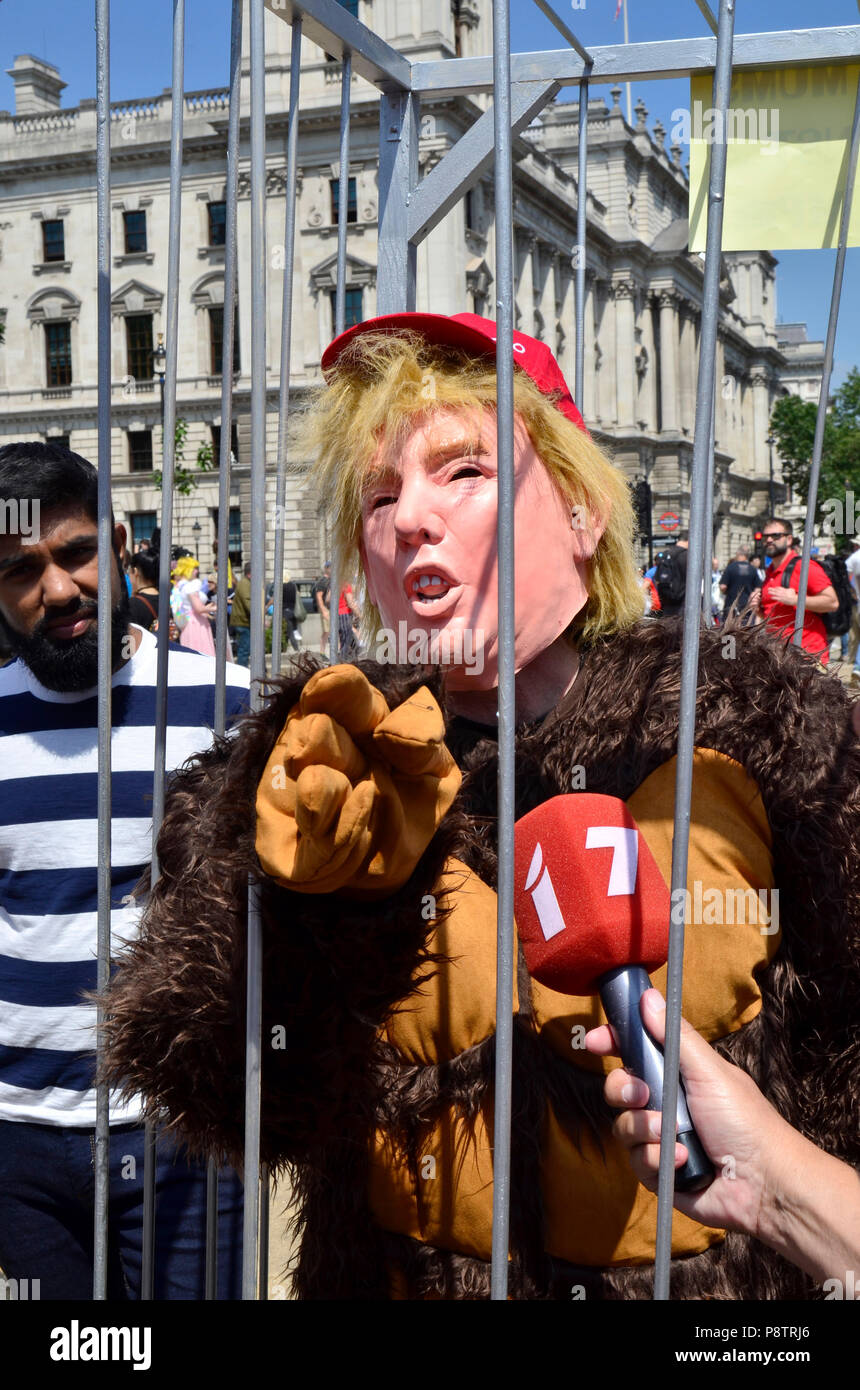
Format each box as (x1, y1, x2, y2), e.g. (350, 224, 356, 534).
(137, 592, 158, 623)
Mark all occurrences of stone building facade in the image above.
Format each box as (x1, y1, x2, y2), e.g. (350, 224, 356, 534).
(0, 3, 820, 579)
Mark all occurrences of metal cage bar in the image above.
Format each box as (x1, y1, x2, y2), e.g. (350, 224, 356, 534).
(654, 0, 736, 1302)
(574, 65, 590, 410)
(207, 0, 246, 1300)
(489, 0, 517, 1302)
(328, 48, 352, 667)
(412, 27, 860, 95)
(92, 0, 112, 1303)
(271, 16, 303, 678)
(242, 0, 269, 1302)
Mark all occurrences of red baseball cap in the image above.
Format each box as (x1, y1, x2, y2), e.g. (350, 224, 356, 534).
(320, 311, 587, 433)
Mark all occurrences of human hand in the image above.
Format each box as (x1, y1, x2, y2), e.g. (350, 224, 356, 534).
(746, 588, 762, 611)
(585, 989, 792, 1238)
(769, 585, 797, 606)
(255, 664, 461, 898)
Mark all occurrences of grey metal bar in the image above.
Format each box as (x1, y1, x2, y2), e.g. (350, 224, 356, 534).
(490, 0, 516, 1303)
(574, 67, 590, 410)
(530, 0, 591, 64)
(213, 0, 243, 738)
(701, 389, 716, 626)
(694, 0, 719, 36)
(377, 88, 420, 314)
(242, 0, 268, 1302)
(411, 27, 860, 95)
(140, 0, 187, 1305)
(264, 0, 409, 91)
(655, 0, 736, 1303)
(207, 0, 244, 1300)
(271, 14, 303, 677)
(92, 0, 112, 1303)
(258, 1162, 270, 1299)
(406, 80, 559, 248)
(327, 48, 352, 668)
(794, 71, 860, 645)
(335, 51, 352, 336)
(205, 1159, 219, 1300)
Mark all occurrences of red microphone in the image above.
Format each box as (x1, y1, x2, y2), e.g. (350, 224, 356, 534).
(514, 794, 712, 1192)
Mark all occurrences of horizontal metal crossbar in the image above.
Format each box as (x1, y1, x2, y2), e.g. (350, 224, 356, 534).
(264, 0, 410, 90)
(411, 26, 860, 95)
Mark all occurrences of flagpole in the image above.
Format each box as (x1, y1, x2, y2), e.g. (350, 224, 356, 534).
(624, 0, 632, 125)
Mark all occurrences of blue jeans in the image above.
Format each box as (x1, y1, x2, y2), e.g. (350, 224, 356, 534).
(0, 1120, 244, 1300)
(235, 625, 250, 667)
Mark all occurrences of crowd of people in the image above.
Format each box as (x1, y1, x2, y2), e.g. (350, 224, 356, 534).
(640, 525, 858, 681)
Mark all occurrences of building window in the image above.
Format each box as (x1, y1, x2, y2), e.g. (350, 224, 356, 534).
(123, 209, 147, 254)
(211, 422, 239, 466)
(42, 219, 66, 263)
(209, 305, 240, 375)
(130, 511, 157, 550)
(128, 430, 154, 472)
(330, 177, 358, 225)
(125, 313, 154, 381)
(339, 0, 358, 13)
(45, 322, 72, 387)
(213, 506, 243, 565)
(329, 287, 363, 335)
(229, 507, 242, 562)
(208, 202, 226, 246)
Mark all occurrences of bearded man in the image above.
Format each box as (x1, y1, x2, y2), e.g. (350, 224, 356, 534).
(103, 317, 860, 1300)
(0, 442, 249, 1299)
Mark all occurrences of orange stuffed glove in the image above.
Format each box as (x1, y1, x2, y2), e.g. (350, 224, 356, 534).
(255, 665, 462, 899)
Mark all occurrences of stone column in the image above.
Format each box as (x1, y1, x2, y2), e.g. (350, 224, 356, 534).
(750, 369, 771, 482)
(614, 277, 636, 430)
(678, 302, 696, 436)
(556, 252, 575, 390)
(658, 290, 680, 432)
(583, 270, 597, 421)
(638, 298, 657, 433)
(516, 232, 536, 334)
(600, 281, 616, 426)
(714, 334, 726, 448)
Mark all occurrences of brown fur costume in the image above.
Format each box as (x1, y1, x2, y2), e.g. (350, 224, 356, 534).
(101, 617, 860, 1299)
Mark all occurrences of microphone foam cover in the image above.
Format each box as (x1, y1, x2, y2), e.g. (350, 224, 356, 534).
(513, 794, 671, 996)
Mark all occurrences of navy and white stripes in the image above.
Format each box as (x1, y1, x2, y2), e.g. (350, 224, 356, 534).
(0, 626, 250, 1126)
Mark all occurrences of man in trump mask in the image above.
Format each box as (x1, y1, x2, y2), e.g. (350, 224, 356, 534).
(104, 313, 860, 1299)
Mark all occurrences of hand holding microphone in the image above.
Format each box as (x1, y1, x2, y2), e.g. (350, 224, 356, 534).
(513, 793, 713, 1192)
(585, 988, 781, 1237)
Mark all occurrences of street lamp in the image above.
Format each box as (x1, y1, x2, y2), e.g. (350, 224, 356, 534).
(765, 432, 776, 519)
(191, 518, 201, 555)
(153, 332, 166, 465)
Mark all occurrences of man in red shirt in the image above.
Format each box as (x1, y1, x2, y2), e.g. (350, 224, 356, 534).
(748, 517, 838, 663)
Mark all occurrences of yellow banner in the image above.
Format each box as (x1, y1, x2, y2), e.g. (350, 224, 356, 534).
(686, 64, 860, 251)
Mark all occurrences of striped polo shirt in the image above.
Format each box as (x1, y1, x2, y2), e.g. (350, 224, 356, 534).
(0, 625, 250, 1127)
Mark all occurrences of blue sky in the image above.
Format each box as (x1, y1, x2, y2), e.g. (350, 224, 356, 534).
(1, 0, 858, 384)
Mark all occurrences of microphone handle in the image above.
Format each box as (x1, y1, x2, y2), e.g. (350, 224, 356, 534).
(598, 965, 713, 1192)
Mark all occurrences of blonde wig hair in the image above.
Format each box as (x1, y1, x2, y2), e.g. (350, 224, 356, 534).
(294, 331, 644, 643)
(172, 555, 200, 583)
